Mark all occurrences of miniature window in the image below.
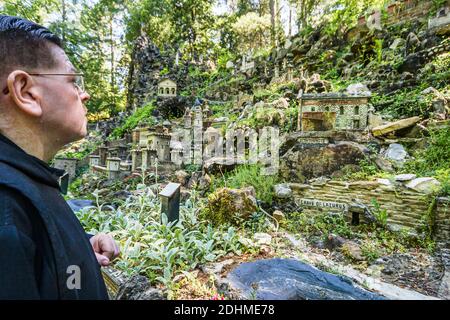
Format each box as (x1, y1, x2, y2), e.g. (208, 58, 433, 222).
(354, 106, 359, 115)
(172, 88, 176, 95)
(166, 88, 170, 94)
(311, 107, 315, 112)
(340, 106, 344, 115)
(353, 119, 360, 129)
(325, 106, 330, 112)
(438, 9, 446, 17)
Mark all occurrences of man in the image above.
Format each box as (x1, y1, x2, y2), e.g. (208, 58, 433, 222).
(0, 15, 119, 299)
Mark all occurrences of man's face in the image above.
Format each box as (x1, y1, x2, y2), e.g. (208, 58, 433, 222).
(37, 44, 90, 145)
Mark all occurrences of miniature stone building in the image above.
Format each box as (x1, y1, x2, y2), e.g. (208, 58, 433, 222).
(157, 78, 177, 97)
(53, 158, 78, 183)
(147, 132, 172, 162)
(299, 93, 370, 131)
(429, 6, 450, 29)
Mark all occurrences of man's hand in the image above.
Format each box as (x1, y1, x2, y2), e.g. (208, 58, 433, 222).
(89, 233, 120, 267)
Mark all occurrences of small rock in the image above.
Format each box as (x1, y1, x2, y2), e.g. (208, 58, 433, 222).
(326, 234, 347, 250)
(346, 83, 371, 96)
(274, 184, 293, 199)
(375, 156, 394, 172)
(342, 242, 364, 261)
(405, 177, 441, 194)
(390, 38, 405, 50)
(272, 210, 285, 223)
(214, 117, 229, 122)
(384, 143, 408, 163)
(253, 233, 272, 245)
(394, 174, 417, 182)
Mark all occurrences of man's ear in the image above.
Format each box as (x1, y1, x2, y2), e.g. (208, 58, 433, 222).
(6, 70, 43, 117)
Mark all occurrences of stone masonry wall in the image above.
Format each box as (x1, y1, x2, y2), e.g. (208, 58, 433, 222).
(289, 180, 430, 230)
(436, 197, 450, 245)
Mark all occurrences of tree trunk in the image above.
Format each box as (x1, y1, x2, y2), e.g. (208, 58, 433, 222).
(270, 0, 276, 47)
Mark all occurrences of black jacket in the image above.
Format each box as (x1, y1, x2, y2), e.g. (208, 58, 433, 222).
(0, 133, 108, 299)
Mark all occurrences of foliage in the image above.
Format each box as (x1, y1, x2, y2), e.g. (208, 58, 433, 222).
(370, 198, 388, 227)
(402, 127, 450, 180)
(285, 211, 354, 239)
(371, 89, 434, 119)
(231, 12, 272, 55)
(75, 187, 256, 290)
(285, 209, 432, 263)
(210, 164, 280, 205)
(110, 102, 156, 138)
(339, 157, 379, 181)
(56, 132, 103, 160)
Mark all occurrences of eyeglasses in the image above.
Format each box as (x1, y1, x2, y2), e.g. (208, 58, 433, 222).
(2, 73, 85, 94)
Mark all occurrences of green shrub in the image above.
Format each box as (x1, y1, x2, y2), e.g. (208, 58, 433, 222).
(210, 164, 280, 205)
(403, 126, 450, 178)
(111, 102, 156, 138)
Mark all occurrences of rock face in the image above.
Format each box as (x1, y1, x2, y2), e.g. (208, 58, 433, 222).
(371, 116, 421, 137)
(280, 141, 367, 182)
(224, 258, 383, 300)
(205, 187, 258, 225)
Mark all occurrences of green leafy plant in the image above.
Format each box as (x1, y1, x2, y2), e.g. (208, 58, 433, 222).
(210, 164, 280, 205)
(111, 102, 156, 138)
(370, 199, 388, 227)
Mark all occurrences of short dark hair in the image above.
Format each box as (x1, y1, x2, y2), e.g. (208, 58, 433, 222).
(0, 15, 63, 76)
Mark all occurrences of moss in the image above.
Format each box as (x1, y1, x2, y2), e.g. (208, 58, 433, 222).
(201, 187, 258, 226)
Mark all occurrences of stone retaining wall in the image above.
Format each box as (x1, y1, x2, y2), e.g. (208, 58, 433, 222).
(289, 180, 430, 230)
(436, 197, 450, 245)
(289, 181, 450, 246)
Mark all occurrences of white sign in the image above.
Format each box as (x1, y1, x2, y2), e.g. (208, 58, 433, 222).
(299, 198, 348, 211)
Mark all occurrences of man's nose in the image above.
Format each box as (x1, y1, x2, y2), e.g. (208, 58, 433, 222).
(80, 91, 90, 103)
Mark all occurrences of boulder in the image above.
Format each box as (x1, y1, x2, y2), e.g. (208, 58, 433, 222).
(224, 258, 384, 300)
(372, 116, 421, 137)
(405, 177, 441, 194)
(280, 141, 367, 182)
(174, 170, 189, 186)
(384, 143, 408, 163)
(205, 187, 258, 225)
(273, 184, 293, 199)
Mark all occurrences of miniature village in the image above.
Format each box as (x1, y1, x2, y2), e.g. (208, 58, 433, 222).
(46, 0, 450, 300)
